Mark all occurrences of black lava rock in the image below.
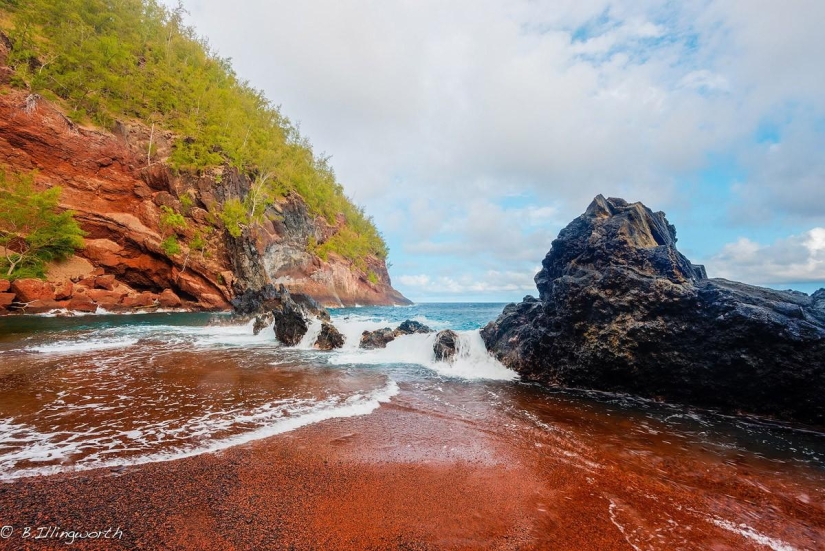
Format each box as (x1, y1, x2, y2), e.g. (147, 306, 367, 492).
(252, 312, 274, 335)
(395, 319, 433, 335)
(360, 328, 396, 349)
(315, 322, 345, 350)
(433, 330, 459, 362)
(481, 195, 825, 425)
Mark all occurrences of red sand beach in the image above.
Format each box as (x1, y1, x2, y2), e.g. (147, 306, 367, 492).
(1, 380, 823, 550)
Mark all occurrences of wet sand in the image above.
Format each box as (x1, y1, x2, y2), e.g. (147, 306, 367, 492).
(1, 382, 823, 550)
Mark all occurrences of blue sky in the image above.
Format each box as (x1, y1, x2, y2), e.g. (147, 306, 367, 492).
(164, 0, 825, 302)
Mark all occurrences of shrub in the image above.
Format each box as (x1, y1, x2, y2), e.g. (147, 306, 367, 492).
(160, 235, 181, 256)
(219, 198, 247, 238)
(0, 168, 85, 279)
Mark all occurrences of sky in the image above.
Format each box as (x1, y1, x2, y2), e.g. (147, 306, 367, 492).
(162, 0, 825, 302)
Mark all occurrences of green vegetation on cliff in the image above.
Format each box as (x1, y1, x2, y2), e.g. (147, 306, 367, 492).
(0, 0, 388, 263)
(0, 168, 85, 279)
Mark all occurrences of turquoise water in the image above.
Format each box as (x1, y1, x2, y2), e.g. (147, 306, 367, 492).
(330, 303, 508, 331)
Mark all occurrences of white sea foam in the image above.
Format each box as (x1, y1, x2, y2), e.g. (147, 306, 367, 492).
(329, 328, 517, 381)
(0, 419, 82, 467)
(10, 318, 277, 356)
(25, 337, 140, 354)
(296, 318, 323, 349)
(328, 314, 451, 350)
(188, 318, 277, 348)
(31, 308, 98, 317)
(333, 317, 395, 350)
(710, 518, 798, 551)
(0, 380, 399, 481)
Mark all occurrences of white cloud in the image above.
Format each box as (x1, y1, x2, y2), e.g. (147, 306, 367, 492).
(165, 0, 825, 299)
(398, 274, 431, 287)
(396, 269, 539, 297)
(402, 199, 558, 264)
(678, 70, 730, 93)
(707, 228, 825, 285)
(170, 1, 743, 207)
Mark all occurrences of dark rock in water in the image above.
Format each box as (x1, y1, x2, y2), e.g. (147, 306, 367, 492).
(315, 322, 345, 350)
(395, 319, 433, 335)
(359, 320, 435, 349)
(272, 296, 309, 347)
(482, 195, 825, 425)
(232, 283, 333, 345)
(290, 293, 330, 322)
(360, 328, 396, 349)
(230, 283, 283, 316)
(252, 312, 274, 336)
(231, 283, 329, 319)
(433, 330, 459, 362)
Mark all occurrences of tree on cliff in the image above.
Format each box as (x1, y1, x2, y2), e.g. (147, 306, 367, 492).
(0, 169, 86, 279)
(0, 0, 389, 267)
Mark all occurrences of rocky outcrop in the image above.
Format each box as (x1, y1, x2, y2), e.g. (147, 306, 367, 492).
(396, 320, 433, 335)
(252, 312, 274, 336)
(232, 283, 335, 347)
(232, 284, 327, 319)
(0, 89, 231, 311)
(0, 275, 184, 314)
(433, 330, 459, 362)
(261, 194, 411, 307)
(482, 195, 825, 425)
(315, 322, 345, 350)
(359, 319, 434, 349)
(272, 299, 308, 347)
(10, 279, 54, 303)
(0, 80, 408, 313)
(360, 328, 396, 349)
(232, 284, 311, 346)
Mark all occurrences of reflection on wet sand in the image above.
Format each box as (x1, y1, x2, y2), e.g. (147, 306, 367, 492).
(0, 311, 822, 549)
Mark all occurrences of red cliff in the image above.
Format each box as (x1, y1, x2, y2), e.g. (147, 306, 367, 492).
(0, 87, 408, 313)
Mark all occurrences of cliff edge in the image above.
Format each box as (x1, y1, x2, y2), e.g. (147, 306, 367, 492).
(482, 195, 825, 425)
(0, 88, 408, 312)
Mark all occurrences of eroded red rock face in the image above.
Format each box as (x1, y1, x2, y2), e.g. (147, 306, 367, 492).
(9, 279, 54, 302)
(2, 277, 178, 314)
(0, 87, 409, 313)
(0, 89, 231, 311)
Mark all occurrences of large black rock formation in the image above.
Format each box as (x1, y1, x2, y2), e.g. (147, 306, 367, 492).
(481, 195, 825, 425)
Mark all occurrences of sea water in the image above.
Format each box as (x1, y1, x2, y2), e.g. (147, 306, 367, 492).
(0, 304, 823, 482)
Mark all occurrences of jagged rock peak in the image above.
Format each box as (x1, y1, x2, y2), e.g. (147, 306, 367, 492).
(535, 195, 698, 302)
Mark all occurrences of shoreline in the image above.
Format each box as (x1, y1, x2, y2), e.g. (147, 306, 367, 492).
(1, 382, 822, 550)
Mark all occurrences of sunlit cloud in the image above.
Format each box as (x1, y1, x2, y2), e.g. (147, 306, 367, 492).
(707, 228, 825, 285)
(167, 0, 825, 300)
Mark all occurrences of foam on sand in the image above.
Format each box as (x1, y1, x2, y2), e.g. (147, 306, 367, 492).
(0, 380, 399, 481)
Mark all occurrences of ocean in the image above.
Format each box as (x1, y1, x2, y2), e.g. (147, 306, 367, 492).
(0, 303, 823, 482)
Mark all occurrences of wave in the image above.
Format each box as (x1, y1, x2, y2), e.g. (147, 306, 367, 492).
(328, 328, 517, 381)
(25, 337, 140, 354)
(0, 380, 399, 481)
(16, 318, 277, 355)
(296, 318, 324, 349)
(28, 307, 187, 317)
